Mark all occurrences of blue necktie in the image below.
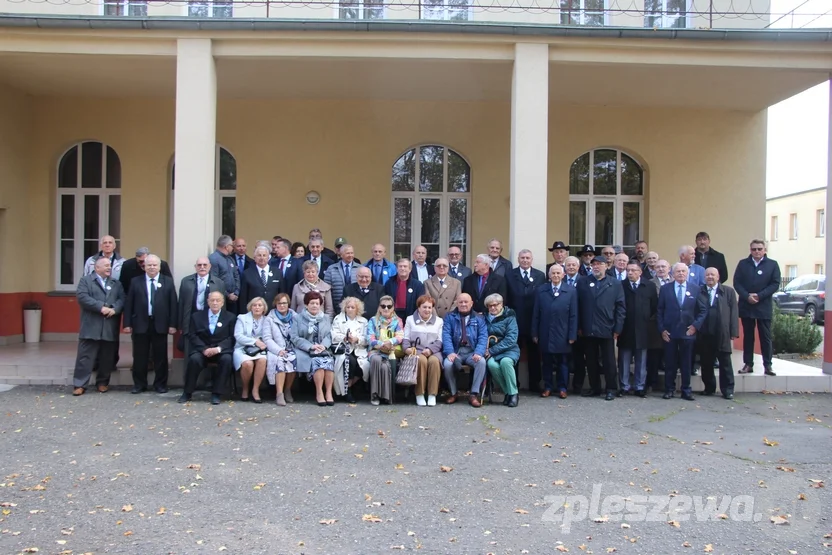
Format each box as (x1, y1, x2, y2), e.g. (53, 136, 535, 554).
(344, 264, 351, 284)
(237, 256, 245, 274)
(209, 313, 217, 334)
(374, 264, 382, 283)
(677, 284, 684, 307)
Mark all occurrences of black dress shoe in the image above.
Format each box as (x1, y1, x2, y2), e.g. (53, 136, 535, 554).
(605, 391, 615, 401)
(326, 401, 335, 406)
(764, 367, 776, 376)
(252, 398, 263, 404)
(211, 394, 221, 405)
(681, 394, 695, 401)
(616, 390, 624, 397)
(635, 390, 646, 398)
(131, 387, 147, 394)
(699, 390, 714, 396)
(155, 386, 169, 394)
(317, 401, 326, 407)
(177, 394, 191, 404)
(662, 392, 673, 400)
(581, 389, 602, 397)
(722, 392, 734, 400)
(345, 391, 356, 404)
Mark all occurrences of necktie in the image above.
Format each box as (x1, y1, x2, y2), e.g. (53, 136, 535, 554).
(677, 284, 684, 306)
(552, 286, 558, 296)
(99, 277, 106, 290)
(479, 275, 485, 294)
(196, 277, 205, 310)
(451, 266, 457, 277)
(238, 256, 245, 274)
(439, 279, 445, 287)
(344, 264, 351, 284)
(209, 312, 217, 334)
(279, 258, 286, 275)
(568, 278, 574, 287)
(261, 269, 267, 287)
(314, 257, 319, 271)
(710, 287, 716, 306)
(374, 264, 381, 283)
(632, 282, 637, 291)
(149, 277, 156, 316)
(523, 270, 528, 282)
(619, 272, 625, 281)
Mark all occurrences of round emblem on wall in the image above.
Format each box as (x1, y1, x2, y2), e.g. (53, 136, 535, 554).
(305, 191, 321, 205)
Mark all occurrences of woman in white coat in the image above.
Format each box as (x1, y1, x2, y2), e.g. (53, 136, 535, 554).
(330, 296, 370, 403)
(233, 296, 269, 403)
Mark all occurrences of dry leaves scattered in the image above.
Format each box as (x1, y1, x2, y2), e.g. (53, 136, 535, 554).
(514, 508, 529, 515)
(763, 437, 779, 447)
(362, 514, 382, 523)
(770, 515, 790, 525)
(319, 519, 338, 525)
(775, 466, 795, 473)
(668, 520, 681, 528)
(121, 504, 133, 513)
(440, 465, 454, 473)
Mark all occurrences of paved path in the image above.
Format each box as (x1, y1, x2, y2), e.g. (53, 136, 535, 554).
(0, 386, 830, 554)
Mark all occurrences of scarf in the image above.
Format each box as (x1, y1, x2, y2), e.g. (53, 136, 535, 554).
(486, 308, 503, 323)
(304, 279, 320, 290)
(275, 310, 293, 324)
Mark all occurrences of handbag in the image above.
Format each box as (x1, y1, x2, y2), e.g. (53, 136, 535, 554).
(244, 344, 265, 357)
(396, 338, 420, 386)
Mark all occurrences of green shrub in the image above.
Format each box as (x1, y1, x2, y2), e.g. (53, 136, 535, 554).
(771, 307, 822, 355)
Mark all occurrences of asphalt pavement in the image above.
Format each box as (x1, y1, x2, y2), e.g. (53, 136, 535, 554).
(0, 385, 830, 554)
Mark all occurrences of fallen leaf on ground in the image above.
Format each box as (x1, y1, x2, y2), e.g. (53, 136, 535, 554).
(798, 493, 807, 501)
(704, 545, 713, 553)
(157, 507, 166, 515)
(439, 507, 449, 513)
(121, 504, 133, 512)
(395, 463, 404, 470)
(440, 466, 453, 473)
(362, 514, 382, 523)
(514, 508, 529, 514)
(187, 464, 201, 470)
(763, 437, 779, 447)
(399, 419, 409, 428)
(253, 483, 266, 490)
(668, 520, 680, 528)
(319, 519, 338, 525)
(770, 515, 789, 525)
(593, 516, 609, 523)
(682, 541, 691, 547)
(620, 523, 630, 529)
(776, 466, 795, 472)
(556, 546, 568, 552)
(553, 480, 566, 485)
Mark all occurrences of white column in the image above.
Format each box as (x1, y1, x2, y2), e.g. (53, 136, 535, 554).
(823, 76, 832, 376)
(173, 38, 216, 284)
(510, 43, 549, 271)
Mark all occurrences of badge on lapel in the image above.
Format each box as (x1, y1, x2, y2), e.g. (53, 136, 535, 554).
(217, 322, 223, 327)
(757, 270, 763, 275)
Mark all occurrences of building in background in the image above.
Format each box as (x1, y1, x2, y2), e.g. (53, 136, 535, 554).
(766, 187, 826, 282)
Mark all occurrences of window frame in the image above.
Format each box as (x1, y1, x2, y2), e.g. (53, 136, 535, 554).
(186, 0, 233, 18)
(559, 0, 608, 26)
(644, 0, 689, 28)
(789, 212, 798, 240)
(770, 215, 779, 241)
(815, 263, 824, 275)
(816, 209, 825, 238)
(335, 0, 385, 20)
(101, 0, 148, 16)
(420, 0, 472, 21)
(785, 265, 798, 280)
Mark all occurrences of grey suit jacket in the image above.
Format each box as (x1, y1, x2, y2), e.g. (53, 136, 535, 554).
(178, 273, 225, 333)
(323, 261, 362, 309)
(76, 273, 125, 341)
(423, 275, 461, 318)
(209, 250, 240, 296)
(650, 276, 673, 296)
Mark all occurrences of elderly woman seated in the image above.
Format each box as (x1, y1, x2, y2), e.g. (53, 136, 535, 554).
(366, 295, 404, 406)
(262, 292, 297, 406)
(291, 260, 335, 318)
(330, 296, 370, 403)
(484, 293, 520, 407)
(402, 294, 444, 407)
(233, 296, 269, 403)
(290, 290, 335, 407)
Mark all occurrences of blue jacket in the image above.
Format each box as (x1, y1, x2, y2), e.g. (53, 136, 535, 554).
(576, 274, 626, 338)
(686, 263, 707, 287)
(733, 255, 781, 319)
(442, 309, 488, 358)
(657, 280, 707, 340)
(531, 283, 578, 354)
(485, 308, 520, 363)
(364, 258, 398, 286)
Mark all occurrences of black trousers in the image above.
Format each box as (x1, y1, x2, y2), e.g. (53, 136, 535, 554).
(73, 339, 117, 388)
(741, 317, 772, 368)
(664, 339, 694, 395)
(584, 337, 617, 393)
(132, 329, 169, 389)
(542, 352, 571, 393)
(646, 348, 663, 390)
(571, 339, 586, 393)
(185, 352, 233, 395)
(518, 334, 541, 392)
(699, 333, 735, 394)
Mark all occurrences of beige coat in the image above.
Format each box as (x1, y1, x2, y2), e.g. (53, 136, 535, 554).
(290, 281, 335, 318)
(423, 275, 461, 318)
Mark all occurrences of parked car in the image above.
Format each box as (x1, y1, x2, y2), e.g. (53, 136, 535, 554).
(773, 274, 825, 324)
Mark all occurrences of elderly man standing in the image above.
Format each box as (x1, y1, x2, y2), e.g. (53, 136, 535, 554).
(532, 264, 577, 399)
(442, 293, 488, 407)
(303, 238, 334, 279)
(84, 235, 125, 281)
(447, 246, 472, 280)
(462, 253, 508, 314)
(209, 235, 240, 314)
(179, 257, 224, 356)
(545, 241, 569, 275)
(410, 245, 435, 283)
(324, 243, 361, 308)
(644, 251, 660, 278)
(424, 258, 461, 318)
(658, 263, 707, 400)
(119, 247, 172, 295)
(72, 258, 125, 396)
(734, 239, 781, 376)
(576, 245, 596, 276)
(344, 267, 384, 318)
(123, 254, 178, 394)
(699, 268, 738, 399)
(618, 261, 659, 397)
(232, 237, 253, 276)
(487, 239, 512, 276)
(609, 253, 629, 281)
(506, 249, 545, 392)
(364, 243, 397, 285)
(576, 255, 626, 400)
(384, 259, 425, 321)
(240, 246, 285, 309)
(650, 259, 673, 293)
(679, 245, 706, 287)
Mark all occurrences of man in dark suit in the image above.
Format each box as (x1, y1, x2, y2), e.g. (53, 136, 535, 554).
(447, 246, 472, 281)
(487, 239, 512, 276)
(532, 264, 577, 399)
(344, 267, 384, 319)
(608, 253, 629, 281)
(302, 238, 334, 279)
(658, 263, 707, 401)
(307, 228, 337, 260)
(240, 246, 285, 309)
(699, 267, 739, 399)
(576, 245, 596, 277)
(410, 245, 435, 283)
(72, 258, 125, 396)
(576, 256, 626, 400)
(270, 238, 302, 294)
(618, 261, 659, 397)
(733, 239, 781, 376)
(545, 241, 569, 275)
(563, 256, 584, 393)
(384, 259, 425, 321)
(178, 257, 224, 357)
(462, 254, 508, 315)
(180, 291, 236, 405)
(123, 254, 178, 394)
(694, 231, 729, 284)
(505, 249, 546, 393)
(232, 238, 254, 277)
(118, 247, 172, 295)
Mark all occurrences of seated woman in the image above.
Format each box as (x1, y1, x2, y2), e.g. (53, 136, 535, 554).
(233, 296, 269, 403)
(289, 291, 335, 407)
(366, 295, 404, 406)
(290, 260, 335, 318)
(331, 296, 370, 403)
(483, 293, 520, 407)
(291, 242, 306, 258)
(262, 292, 297, 406)
(402, 294, 444, 407)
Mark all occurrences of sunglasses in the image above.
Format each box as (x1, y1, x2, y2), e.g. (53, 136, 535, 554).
(751, 247, 764, 251)
(380, 304, 393, 309)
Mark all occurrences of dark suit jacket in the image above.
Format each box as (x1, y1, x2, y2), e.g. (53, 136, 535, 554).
(410, 261, 435, 282)
(124, 274, 179, 333)
(343, 282, 384, 319)
(301, 254, 334, 279)
(188, 309, 236, 356)
(695, 247, 729, 284)
(232, 254, 254, 275)
(462, 271, 508, 314)
(240, 265, 285, 309)
(578, 265, 592, 277)
(531, 284, 577, 354)
(448, 264, 472, 281)
(618, 280, 661, 350)
(733, 256, 781, 319)
(490, 256, 512, 277)
(383, 277, 426, 319)
(699, 283, 740, 352)
(270, 256, 303, 294)
(178, 273, 225, 334)
(505, 266, 546, 336)
(657, 281, 707, 340)
(118, 257, 172, 295)
(576, 275, 626, 338)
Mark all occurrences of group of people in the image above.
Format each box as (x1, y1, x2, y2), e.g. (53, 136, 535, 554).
(71, 229, 781, 407)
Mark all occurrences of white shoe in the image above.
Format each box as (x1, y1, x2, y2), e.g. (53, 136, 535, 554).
(416, 395, 427, 407)
(371, 398, 380, 406)
(427, 395, 436, 407)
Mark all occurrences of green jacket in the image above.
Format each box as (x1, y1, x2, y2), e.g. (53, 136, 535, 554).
(486, 307, 520, 363)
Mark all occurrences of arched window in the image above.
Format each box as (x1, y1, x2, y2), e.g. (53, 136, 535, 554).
(56, 141, 121, 288)
(391, 145, 471, 264)
(170, 145, 237, 244)
(568, 148, 644, 252)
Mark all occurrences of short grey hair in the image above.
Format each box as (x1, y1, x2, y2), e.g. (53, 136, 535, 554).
(309, 238, 324, 247)
(475, 253, 491, 264)
(256, 240, 271, 250)
(677, 245, 694, 256)
(671, 262, 689, 274)
(517, 249, 533, 257)
(253, 246, 270, 256)
(484, 293, 504, 307)
(145, 254, 161, 265)
(135, 247, 150, 257)
(217, 235, 233, 248)
(565, 256, 579, 265)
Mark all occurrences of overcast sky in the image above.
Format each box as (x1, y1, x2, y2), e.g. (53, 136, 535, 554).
(766, 0, 830, 198)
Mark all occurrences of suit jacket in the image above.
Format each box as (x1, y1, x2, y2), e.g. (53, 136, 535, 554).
(118, 257, 172, 295)
(695, 247, 729, 284)
(490, 256, 512, 277)
(447, 263, 472, 281)
(209, 250, 240, 296)
(364, 258, 398, 285)
(733, 256, 781, 319)
(343, 282, 384, 319)
(301, 254, 334, 279)
(240, 265, 286, 309)
(462, 271, 508, 314)
(700, 283, 740, 352)
(232, 253, 254, 276)
(650, 275, 673, 296)
(618, 280, 661, 350)
(608, 268, 629, 282)
(531, 283, 577, 354)
(657, 281, 707, 340)
(423, 275, 461, 318)
(686, 263, 707, 287)
(578, 264, 592, 277)
(384, 276, 426, 319)
(124, 274, 179, 333)
(575, 274, 626, 338)
(505, 266, 546, 336)
(410, 261, 435, 283)
(76, 273, 125, 341)
(270, 256, 303, 294)
(178, 273, 225, 334)
(324, 260, 362, 309)
(188, 309, 236, 356)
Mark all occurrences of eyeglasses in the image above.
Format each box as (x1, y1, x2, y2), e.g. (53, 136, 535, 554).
(751, 247, 764, 251)
(195, 263, 209, 267)
(276, 302, 289, 306)
(434, 264, 448, 267)
(380, 304, 393, 309)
